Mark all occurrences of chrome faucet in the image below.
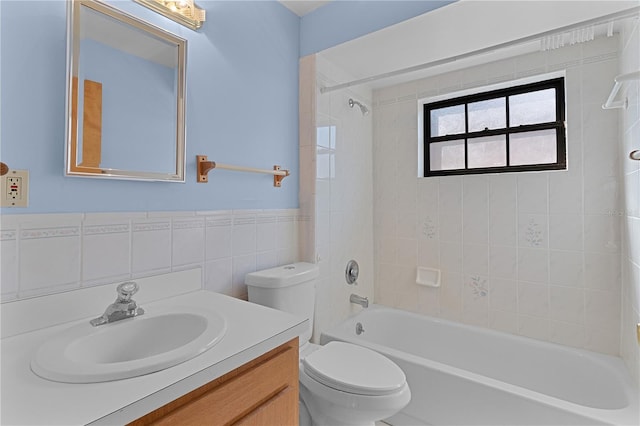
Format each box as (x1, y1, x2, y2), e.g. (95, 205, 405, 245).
(350, 293, 369, 308)
(90, 281, 145, 326)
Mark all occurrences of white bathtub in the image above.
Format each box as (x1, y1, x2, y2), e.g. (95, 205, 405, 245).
(320, 305, 639, 426)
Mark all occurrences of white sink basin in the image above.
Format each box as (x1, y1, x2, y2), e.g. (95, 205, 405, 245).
(31, 306, 226, 383)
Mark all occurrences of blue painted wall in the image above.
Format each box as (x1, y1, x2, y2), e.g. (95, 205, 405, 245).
(1, 0, 300, 213)
(0, 0, 454, 214)
(299, 0, 455, 56)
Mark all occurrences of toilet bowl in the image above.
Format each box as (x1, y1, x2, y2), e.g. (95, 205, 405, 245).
(299, 341, 411, 426)
(245, 263, 411, 426)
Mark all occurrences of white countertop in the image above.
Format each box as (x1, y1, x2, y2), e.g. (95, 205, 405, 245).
(1, 289, 306, 425)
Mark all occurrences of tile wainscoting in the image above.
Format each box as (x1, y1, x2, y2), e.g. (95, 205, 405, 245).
(1, 209, 302, 302)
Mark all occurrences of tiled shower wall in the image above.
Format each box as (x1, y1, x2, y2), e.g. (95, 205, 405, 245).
(620, 17, 640, 387)
(313, 54, 375, 337)
(298, 53, 375, 342)
(0, 210, 301, 302)
(373, 36, 623, 355)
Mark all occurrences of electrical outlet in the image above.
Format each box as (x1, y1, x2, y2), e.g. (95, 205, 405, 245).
(1, 169, 29, 207)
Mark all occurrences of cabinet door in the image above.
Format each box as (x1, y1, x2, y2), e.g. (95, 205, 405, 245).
(129, 338, 298, 426)
(236, 386, 297, 426)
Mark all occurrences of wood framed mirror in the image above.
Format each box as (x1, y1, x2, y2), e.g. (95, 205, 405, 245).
(65, 0, 187, 182)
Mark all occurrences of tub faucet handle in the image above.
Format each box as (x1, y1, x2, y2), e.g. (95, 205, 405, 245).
(346, 259, 359, 285)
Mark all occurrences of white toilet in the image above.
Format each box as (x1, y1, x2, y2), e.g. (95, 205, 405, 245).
(245, 262, 411, 426)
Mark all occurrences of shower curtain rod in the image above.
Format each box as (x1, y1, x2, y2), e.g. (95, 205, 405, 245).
(319, 7, 640, 94)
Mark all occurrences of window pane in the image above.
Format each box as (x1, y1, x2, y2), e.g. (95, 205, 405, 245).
(430, 105, 465, 137)
(509, 129, 557, 166)
(468, 97, 506, 132)
(316, 126, 336, 179)
(509, 88, 556, 127)
(468, 135, 506, 168)
(430, 139, 465, 170)
(316, 125, 333, 148)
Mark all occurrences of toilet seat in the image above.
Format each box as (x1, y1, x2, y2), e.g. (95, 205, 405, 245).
(301, 341, 406, 396)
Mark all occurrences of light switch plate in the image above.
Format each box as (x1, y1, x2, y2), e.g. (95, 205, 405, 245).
(1, 169, 29, 207)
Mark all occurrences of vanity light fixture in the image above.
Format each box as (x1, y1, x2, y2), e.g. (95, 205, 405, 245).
(134, 0, 205, 30)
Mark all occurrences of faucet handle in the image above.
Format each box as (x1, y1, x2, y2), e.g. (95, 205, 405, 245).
(116, 281, 139, 302)
(345, 259, 359, 285)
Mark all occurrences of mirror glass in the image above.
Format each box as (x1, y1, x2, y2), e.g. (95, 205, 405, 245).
(65, 0, 186, 182)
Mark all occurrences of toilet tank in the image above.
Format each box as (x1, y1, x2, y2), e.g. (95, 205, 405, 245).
(245, 262, 319, 345)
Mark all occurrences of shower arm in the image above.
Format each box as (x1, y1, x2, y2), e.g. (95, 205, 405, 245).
(349, 98, 369, 115)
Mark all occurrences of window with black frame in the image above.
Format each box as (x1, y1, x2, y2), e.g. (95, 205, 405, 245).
(424, 77, 566, 177)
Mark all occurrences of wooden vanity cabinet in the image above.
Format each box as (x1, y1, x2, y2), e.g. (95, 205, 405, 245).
(129, 338, 299, 426)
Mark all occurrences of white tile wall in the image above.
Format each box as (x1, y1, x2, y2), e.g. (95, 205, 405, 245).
(299, 53, 375, 342)
(0, 209, 301, 303)
(172, 218, 205, 268)
(619, 17, 640, 388)
(0, 231, 18, 298)
(82, 221, 131, 286)
(132, 219, 172, 276)
(373, 36, 625, 355)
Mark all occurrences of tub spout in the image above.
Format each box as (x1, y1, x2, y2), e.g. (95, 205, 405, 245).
(350, 293, 369, 308)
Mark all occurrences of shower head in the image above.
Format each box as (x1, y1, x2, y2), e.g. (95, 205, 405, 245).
(349, 98, 369, 115)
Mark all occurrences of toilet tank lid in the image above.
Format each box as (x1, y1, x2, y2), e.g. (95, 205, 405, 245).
(245, 262, 319, 288)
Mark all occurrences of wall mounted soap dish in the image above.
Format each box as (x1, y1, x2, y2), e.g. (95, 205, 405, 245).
(416, 267, 441, 288)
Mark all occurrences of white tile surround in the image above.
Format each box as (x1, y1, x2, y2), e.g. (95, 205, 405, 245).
(0, 210, 301, 303)
(620, 17, 640, 388)
(304, 30, 639, 384)
(372, 36, 630, 358)
(299, 54, 375, 341)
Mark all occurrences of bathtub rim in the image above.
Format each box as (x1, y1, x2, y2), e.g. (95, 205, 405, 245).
(320, 304, 640, 426)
